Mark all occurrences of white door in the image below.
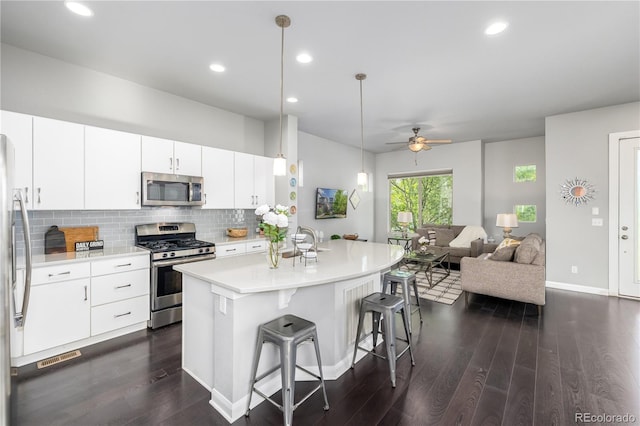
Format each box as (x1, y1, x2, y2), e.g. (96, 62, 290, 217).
(33, 117, 85, 210)
(141, 135, 174, 174)
(202, 146, 234, 209)
(0, 111, 33, 209)
(173, 141, 202, 176)
(85, 126, 141, 210)
(254, 155, 274, 207)
(234, 152, 255, 208)
(619, 136, 640, 298)
(23, 278, 91, 355)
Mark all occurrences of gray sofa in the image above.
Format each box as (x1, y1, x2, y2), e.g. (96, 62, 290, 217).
(411, 224, 497, 266)
(460, 233, 546, 314)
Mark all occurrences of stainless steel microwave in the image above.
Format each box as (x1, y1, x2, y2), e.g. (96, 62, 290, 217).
(141, 172, 204, 207)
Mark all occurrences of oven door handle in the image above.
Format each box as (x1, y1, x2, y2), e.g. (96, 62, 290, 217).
(152, 254, 216, 268)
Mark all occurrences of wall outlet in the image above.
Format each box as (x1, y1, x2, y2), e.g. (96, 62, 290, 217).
(571, 265, 578, 274)
(592, 218, 604, 226)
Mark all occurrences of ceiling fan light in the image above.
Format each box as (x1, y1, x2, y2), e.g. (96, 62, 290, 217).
(421, 144, 432, 151)
(408, 142, 424, 152)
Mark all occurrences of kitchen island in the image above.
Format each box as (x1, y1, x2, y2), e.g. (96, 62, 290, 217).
(174, 239, 404, 423)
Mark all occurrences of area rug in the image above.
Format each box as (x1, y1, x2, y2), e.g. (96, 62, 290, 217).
(402, 266, 462, 305)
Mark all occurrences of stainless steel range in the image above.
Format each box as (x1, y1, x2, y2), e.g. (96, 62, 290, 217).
(135, 223, 215, 329)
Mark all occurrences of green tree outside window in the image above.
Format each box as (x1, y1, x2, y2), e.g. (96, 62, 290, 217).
(515, 165, 536, 182)
(515, 204, 537, 222)
(389, 174, 453, 231)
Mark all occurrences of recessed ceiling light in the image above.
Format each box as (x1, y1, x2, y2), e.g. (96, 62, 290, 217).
(296, 53, 313, 64)
(286, 97, 298, 103)
(485, 21, 508, 35)
(209, 64, 226, 73)
(64, 1, 94, 17)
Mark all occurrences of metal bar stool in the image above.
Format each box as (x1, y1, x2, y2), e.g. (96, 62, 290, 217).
(382, 269, 423, 334)
(246, 314, 329, 426)
(351, 292, 415, 387)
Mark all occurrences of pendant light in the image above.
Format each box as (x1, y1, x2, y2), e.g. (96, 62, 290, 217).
(273, 15, 290, 177)
(356, 73, 368, 188)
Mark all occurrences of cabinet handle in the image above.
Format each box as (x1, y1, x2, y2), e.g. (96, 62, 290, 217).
(115, 263, 132, 268)
(48, 271, 71, 277)
(225, 248, 237, 253)
(114, 311, 131, 318)
(251, 245, 261, 249)
(37, 187, 41, 204)
(136, 191, 140, 205)
(169, 157, 173, 170)
(115, 284, 132, 289)
(84, 285, 88, 301)
(204, 193, 207, 204)
(176, 158, 180, 170)
(24, 187, 29, 204)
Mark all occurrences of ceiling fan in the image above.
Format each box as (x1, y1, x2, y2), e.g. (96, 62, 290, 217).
(387, 127, 452, 152)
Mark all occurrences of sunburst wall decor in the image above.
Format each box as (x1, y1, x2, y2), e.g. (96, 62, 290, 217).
(560, 177, 595, 206)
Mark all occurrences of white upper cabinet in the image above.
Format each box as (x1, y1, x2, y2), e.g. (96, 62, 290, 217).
(85, 126, 141, 210)
(141, 136, 201, 176)
(201, 146, 234, 209)
(234, 152, 274, 209)
(254, 155, 274, 208)
(174, 141, 202, 176)
(0, 110, 33, 209)
(33, 117, 85, 210)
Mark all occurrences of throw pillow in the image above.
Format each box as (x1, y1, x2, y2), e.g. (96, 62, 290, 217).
(449, 225, 488, 248)
(427, 229, 437, 245)
(514, 234, 542, 264)
(434, 228, 456, 246)
(490, 238, 521, 262)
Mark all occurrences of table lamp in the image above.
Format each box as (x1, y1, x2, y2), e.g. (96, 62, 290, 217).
(496, 213, 518, 238)
(397, 211, 413, 238)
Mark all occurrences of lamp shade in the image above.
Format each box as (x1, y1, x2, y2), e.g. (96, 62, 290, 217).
(397, 211, 413, 223)
(496, 213, 519, 228)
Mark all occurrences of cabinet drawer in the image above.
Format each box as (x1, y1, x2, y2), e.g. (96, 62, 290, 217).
(91, 295, 149, 336)
(91, 255, 149, 276)
(91, 269, 149, 306)
(246, 240, 267, 253)
(216, 243, 246, 257)
(32, 262, 91, 285)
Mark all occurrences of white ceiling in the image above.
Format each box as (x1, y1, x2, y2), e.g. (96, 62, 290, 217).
(1, 1, 638, 153)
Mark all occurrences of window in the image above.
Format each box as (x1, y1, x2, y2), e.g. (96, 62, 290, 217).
(514, 165, 536, 182)
(515, 204, 537, 222)
(389, 172, 453, 231)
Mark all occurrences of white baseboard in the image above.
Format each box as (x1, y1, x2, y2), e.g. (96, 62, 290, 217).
(545, 281, 610, 296)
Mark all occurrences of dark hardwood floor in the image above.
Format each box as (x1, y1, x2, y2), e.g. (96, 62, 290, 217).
(13, 288, 640, 425)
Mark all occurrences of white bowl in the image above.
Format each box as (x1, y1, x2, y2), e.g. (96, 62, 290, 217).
(297, 243, 312, 250)
(291, 233, 306, 242)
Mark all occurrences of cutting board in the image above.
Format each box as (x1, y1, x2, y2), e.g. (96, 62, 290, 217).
(60, 226, 99, 252)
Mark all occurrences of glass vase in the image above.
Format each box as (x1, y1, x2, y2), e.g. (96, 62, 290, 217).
(267, 240, 281, 269)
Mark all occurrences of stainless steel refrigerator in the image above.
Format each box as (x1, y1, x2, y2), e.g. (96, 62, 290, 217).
(1, 134, 32, 424)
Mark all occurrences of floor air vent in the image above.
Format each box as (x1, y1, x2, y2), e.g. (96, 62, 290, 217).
(37, 350, 82, 369)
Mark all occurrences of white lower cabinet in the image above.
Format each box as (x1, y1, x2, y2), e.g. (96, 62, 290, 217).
(91, 296, 149, 336)
(246, 240, 267, 253)
(216, 242, 247, 257)
(216, 240, 267, 257)
(23, 277, 91, 355)
(19, 253, 150, 361)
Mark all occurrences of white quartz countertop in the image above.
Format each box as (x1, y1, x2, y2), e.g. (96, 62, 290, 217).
(174, 239, 404, 294)
(28, 246, 149, 268)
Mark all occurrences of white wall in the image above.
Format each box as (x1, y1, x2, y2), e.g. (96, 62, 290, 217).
(0, 44, 265, 154)
(297, 131, 375, 241)
(484, 136, 546, 240)
(546, 102, 640, 290)
(374, 140, 483, 242)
